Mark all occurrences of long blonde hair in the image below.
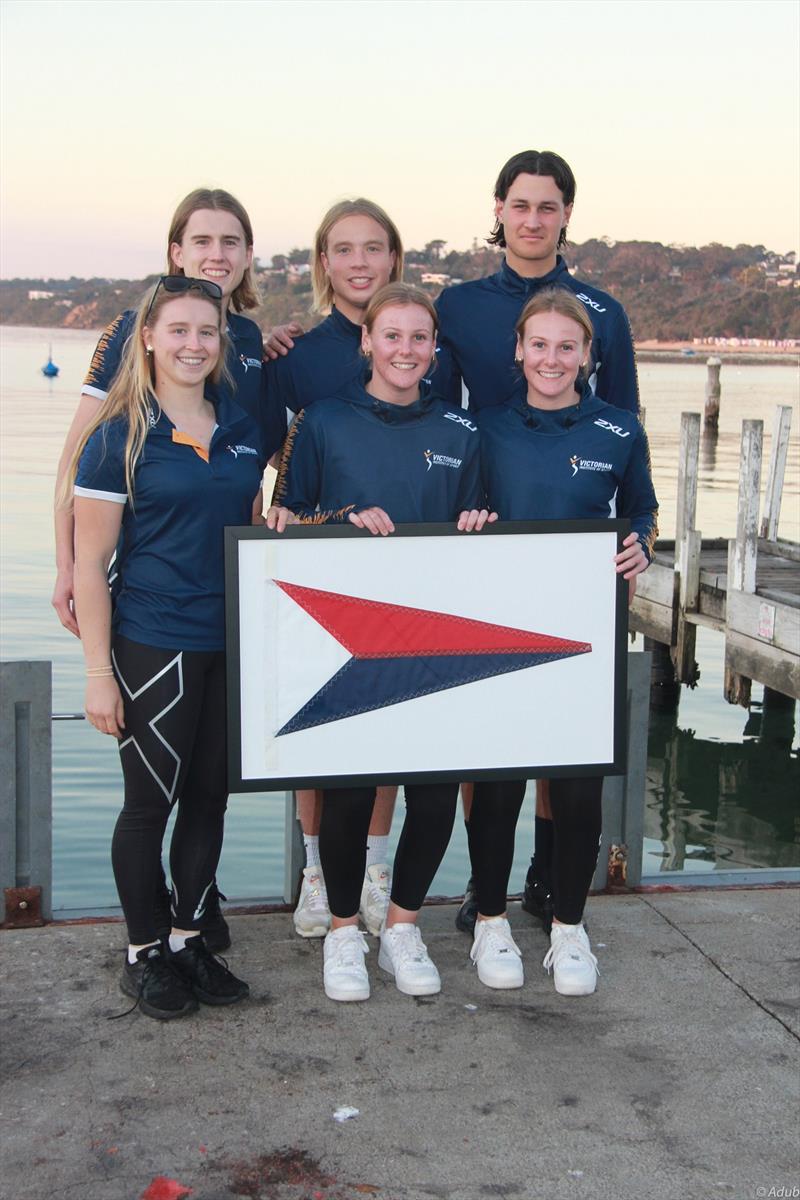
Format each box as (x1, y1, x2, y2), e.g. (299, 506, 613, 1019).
(311, 198, 404, 313)
(61, 282, 229, 507)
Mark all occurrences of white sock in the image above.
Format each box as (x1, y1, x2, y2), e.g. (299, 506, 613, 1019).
(366, 835, 389, 869)
(128, 941, 158, 964)
(168, 932, 197, 953)
(304, 834, 320, 869)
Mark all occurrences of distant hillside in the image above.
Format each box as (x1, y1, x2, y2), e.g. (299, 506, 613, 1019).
(2, 240, 797, 342)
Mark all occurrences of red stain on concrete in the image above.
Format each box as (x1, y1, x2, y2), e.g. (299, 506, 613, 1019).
(139, 1177, 193, 1200)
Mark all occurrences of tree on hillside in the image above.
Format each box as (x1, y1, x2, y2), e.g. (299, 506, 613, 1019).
(424, 239, 447, 261)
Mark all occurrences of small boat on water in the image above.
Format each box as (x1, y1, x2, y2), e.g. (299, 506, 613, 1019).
(41, 346, 59, 378)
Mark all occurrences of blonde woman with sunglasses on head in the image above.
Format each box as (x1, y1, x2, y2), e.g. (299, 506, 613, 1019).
(60, 277, 266, 1020)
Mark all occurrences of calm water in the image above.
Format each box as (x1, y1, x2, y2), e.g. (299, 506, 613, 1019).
(1, 326, 798, 910)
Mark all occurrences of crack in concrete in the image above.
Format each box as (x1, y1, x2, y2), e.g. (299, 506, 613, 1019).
(638, 896, 800, 1043)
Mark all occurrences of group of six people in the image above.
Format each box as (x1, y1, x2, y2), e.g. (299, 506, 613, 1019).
(55, 149, 658, 1020)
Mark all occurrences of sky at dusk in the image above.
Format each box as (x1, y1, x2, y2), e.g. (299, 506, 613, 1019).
(1, 0, 798, 279)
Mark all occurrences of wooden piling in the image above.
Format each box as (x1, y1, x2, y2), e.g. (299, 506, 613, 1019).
(724, 419, 763, 706)
(760, 405, 793, 542)
(674, 413, 701, 682)
(629, 404, 799, 708)
(704, 357, 722, 426)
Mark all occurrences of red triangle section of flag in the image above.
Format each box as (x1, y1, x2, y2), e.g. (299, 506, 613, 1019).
(274, 580, 591, 659)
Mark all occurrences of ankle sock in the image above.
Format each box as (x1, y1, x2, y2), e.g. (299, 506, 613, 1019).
(366, 834, 389, 869)
(168, 932, 197, 954)
(303, 834, 320, 869)
(128, 941, 158, 964)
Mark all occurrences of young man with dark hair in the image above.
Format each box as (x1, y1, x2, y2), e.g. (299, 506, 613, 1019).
(435, 149, 639, 415)
(436, 150, 640, 936)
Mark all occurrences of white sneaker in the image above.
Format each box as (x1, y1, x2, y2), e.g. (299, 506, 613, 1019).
(293, 866, 330, 938)
(543, 922, 598, 996)
(359, 863, 391, 936)
(470, 917, 524, 989)
(323, 926, 370, 1002)
(378, 923, 441, 996)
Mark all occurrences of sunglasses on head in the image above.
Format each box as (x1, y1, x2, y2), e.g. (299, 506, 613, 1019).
(144, 275, 223, 326)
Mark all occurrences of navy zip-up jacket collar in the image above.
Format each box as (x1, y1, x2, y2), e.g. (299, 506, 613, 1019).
(341, 380, 439, 425)
(509, 381, 603, 431)
(496, 255, 571, 296)
(327, 304, 363, 340)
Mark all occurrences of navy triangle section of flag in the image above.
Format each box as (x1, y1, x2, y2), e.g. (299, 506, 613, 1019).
(277, 648, 587, 735)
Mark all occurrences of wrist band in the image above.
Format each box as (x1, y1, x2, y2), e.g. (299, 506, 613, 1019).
(86, 665, 115, 678)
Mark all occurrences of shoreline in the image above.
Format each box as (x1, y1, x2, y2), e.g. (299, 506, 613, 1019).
(636, 340, 799, 366)
(3, 324, 799, 367)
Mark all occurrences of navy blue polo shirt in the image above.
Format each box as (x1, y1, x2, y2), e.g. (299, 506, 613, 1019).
(83, 308, 286, 459)
(435, 257, 639, 415)
(75, 394, 266, 651)
(265, 305, 365, 415)
(273, 380, 482, 522)
(477, 385, 658, 560)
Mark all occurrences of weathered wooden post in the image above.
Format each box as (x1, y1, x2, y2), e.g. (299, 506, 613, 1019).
(0, 661, 53, 925)
(760, 405, 793, 541)
(704, 356, 722, 426)
(674, 412, 702, 682)
(724, 420, 763, 706)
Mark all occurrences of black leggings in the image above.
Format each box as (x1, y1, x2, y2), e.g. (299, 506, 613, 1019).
(110, 635, 228, 944)
(468, 777, 603, 925)
(320, 782, 458, 918)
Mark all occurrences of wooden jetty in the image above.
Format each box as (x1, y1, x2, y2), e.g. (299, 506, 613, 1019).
(631, 402, 799, 706)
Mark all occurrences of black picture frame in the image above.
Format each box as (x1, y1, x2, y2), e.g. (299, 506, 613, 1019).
(225, 519, 630, 793)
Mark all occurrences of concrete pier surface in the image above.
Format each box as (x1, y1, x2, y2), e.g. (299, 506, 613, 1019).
(1, 889, 798, 1200)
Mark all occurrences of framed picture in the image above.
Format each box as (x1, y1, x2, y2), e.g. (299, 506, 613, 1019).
(225, 521, 630, 792)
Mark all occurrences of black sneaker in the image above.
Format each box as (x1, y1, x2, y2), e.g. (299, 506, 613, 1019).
(120, 944, 198, 1021)
(455, 876, 478, 935)
(202, 884, 232, 954)
(169, 934, 249, 1006)
(521, 862, 554, 933)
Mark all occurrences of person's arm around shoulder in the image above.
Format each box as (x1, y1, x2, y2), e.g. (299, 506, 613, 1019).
(263, 321, 307, 360)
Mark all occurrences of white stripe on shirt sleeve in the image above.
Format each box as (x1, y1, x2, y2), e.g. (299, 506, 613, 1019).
(74, 485, 127, 504)
(80, 385, 110, 401)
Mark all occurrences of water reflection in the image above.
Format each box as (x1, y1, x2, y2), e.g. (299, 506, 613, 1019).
(645, 693, 799, 872)
(700, 424, 718, 476)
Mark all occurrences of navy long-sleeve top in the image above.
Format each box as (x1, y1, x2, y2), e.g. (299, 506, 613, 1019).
(435, 257, 639, 415)
(265, 305, 364, 415)
(273, 379, 482, 523)
(477, 385, 658, 561)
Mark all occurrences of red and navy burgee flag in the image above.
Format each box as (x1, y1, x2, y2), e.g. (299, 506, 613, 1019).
(275, 581, 591, 735)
